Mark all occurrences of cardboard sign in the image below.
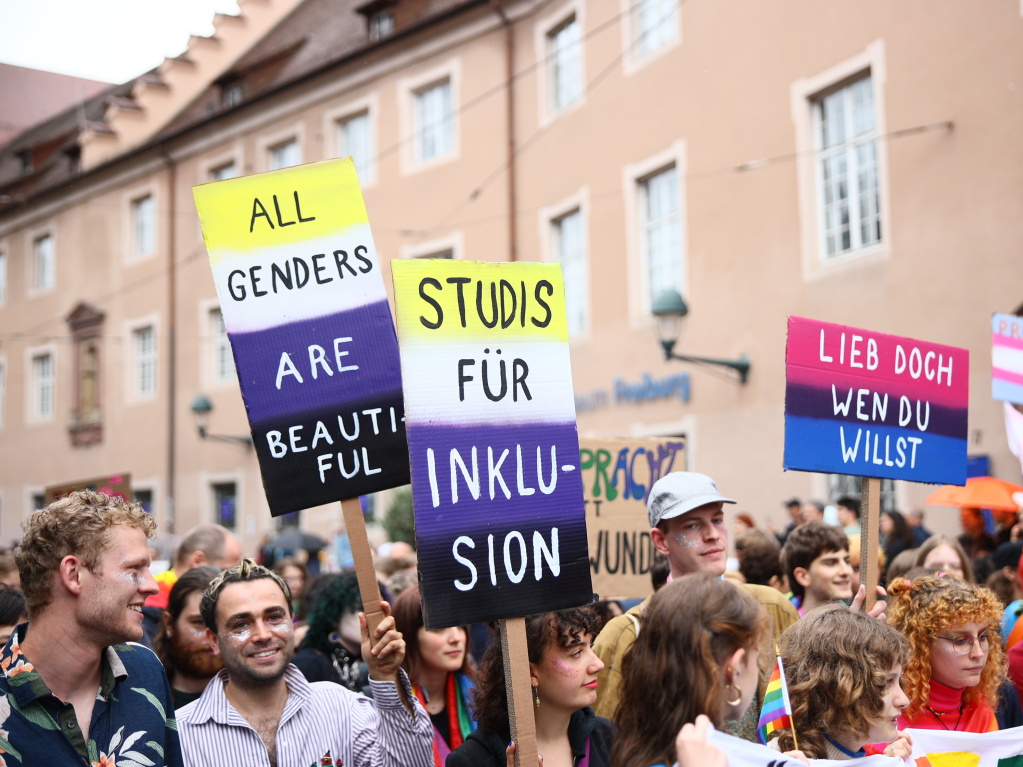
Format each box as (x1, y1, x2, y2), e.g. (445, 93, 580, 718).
(581, 437, 685, 599)
(44, 473, 132, 505)
(993, 313, 1023, 405)
(706, 725, 896, 766)
(784, 316, 969, 485)
(392, 259, 591, 629)
(193, 159, 409, 516)
(904, 724, 1023, 766)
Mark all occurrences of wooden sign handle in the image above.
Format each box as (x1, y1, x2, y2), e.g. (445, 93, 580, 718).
(859, 477, 881, 611)
(500, 618, 539, 767)
(340, 496, 385, 636)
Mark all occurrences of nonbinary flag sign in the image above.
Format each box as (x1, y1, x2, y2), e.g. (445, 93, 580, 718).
(784, 316, 969, 485)
(193, 158, 409, 515)
(391, 259, 592, 630)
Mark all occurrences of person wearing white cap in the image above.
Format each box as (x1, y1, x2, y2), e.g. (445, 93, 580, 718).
(591, 471, 800, 742)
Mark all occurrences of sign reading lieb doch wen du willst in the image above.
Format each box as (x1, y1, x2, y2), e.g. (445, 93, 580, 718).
(784, 316, 969, 486)
(392, 259, 592, 630)
(193, 158, 409, 516)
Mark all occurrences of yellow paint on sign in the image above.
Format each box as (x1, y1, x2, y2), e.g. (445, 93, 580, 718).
(193, 157, 368, 260)
(391, 259, 568, 342)
(917, 753, 980, 767)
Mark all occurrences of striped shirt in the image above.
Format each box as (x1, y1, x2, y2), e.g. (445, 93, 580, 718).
(177, 664, 433, 767)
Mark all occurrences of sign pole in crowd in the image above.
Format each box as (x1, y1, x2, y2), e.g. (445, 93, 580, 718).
(188, 158, 1023, 765)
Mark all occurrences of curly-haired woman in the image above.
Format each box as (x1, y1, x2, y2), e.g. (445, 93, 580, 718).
(447, 606, 612, 767)
(772, 604, 912, 760)
(887, 574, 1005, 732)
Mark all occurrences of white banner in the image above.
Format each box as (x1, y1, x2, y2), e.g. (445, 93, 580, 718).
(705, 723, 1023, 766)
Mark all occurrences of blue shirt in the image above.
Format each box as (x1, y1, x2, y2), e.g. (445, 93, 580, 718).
(0, 622, 183, 767)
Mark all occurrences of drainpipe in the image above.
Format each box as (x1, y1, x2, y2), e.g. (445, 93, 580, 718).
(492, 0, 518, 262)
(159, 145, 177, 533)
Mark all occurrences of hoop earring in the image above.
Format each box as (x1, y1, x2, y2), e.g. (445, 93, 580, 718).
(725, 683, 742, 707)
(532, 685, 540, 709)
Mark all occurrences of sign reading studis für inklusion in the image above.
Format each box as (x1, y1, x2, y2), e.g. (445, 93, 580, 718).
(392, 260, 592, 630)
(193, 159, 409, 516)
(784, 316, 969, 485)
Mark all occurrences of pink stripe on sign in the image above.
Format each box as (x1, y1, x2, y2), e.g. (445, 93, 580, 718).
(786, 364, 968, 408)
(994, 332, 1023, 353)
(994, 366, 1023, 387)
(787, 316, 969, 401)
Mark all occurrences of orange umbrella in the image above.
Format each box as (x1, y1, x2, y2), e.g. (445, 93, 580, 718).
(925, 476, 1023, 512)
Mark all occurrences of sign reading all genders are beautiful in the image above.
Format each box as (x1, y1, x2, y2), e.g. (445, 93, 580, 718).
(784, 316, 969, 486)
(193, 158, 409, 516)
(391, 259, 592, 630)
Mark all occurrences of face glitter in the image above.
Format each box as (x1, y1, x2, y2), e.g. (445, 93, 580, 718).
(550, 658, 577, 678)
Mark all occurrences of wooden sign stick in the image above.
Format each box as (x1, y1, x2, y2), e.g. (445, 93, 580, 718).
(500, 618, 539, 767)
(340, 496, 384, 635)
(859, 477, 881, 612)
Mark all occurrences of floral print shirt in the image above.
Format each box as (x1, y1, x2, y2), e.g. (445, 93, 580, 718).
(0, 623, 184, 767)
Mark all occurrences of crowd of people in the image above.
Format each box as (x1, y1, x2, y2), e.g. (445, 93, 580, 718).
(1, 477, 1021, 766)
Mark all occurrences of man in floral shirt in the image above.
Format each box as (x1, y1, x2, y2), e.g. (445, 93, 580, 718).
(0, 490, 183, 767)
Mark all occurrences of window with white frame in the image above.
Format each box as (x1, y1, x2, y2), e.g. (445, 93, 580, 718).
(338, 111, 374, 181)
(815, 74, 881, 258)
(212, 482, 238, 530)
(632, 0, 677, 58)
(132, 194, 155, 256)
(210, 162, 238, 181)
(32, 352, 54, 420)
(268, 139, 300, 171)
(0, 250, 6, 304)
(369, 10, 394, 40)
(32, 233, 54, 292)
(133, 325, 157, 397)
(134, 488, 154, 514)
(413, 249, 453, 259)
(828, 474, 897, 513)
(639, 165, 682, 309)
(547, 15, 582, 112)
(210, 308, 235, 382)
(552, 209, 586, 338)
(414, 79, 453, 163)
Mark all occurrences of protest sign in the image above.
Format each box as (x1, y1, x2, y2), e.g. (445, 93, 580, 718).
(581, 436, 685, 599)
(44, 473, 131, 505)
(905, 725, 1023, 766)
(993, 313, 1023, 406)
(784, 316, 969, 486)
(391, 259, 592, 630)
(192, 158, 409, 516)
(706, 724, 897, 766)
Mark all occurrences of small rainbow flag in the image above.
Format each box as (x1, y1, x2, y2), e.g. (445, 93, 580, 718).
(757, 653, 795, 746)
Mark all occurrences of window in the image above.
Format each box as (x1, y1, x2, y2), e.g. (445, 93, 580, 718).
(212, 482, 237, 530)
(632, 0, 677, 58)
(32, 352, 54, 420)
(828, 474, 897, 513)
(32, 233, 54, 292)
(815, 75, 881, 258)
(547, 15, 582, 112)
(78, 342, 100, 421)
(414, 80, 453, 162)
(210, 162, 238, 181)
(132, 194, 155, 256)
(210, 309, 236, 382)
(369, 11, 393, 40)
(552, 209, 586, 338)
(0, 359, 5, 428)
(639, 165, 682, 309)
(223, 83, 244, 109)
(269, 139, 300, 171)
(0, 250, 6, 304)
(338, 111, 374, 181)
(133, 326, 157, 397)
(134, 488, 154, 514)
(413, 249, 453, 260)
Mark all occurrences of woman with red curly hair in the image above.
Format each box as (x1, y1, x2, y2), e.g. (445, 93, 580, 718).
(887, 574, 1006, 732)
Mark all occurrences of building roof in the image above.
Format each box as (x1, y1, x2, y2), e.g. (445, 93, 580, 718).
(0, 0, 479, 215)
(0, 62, 111, 147)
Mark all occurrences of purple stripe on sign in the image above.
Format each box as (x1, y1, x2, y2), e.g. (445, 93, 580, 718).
(408, 421, 586, 543)
(786, 364, 967, 408)
(784, 382, 968, 440)
(229, 300, 402, 423)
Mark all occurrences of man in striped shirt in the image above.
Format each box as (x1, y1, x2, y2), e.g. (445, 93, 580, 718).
(177, 560, 433, 767)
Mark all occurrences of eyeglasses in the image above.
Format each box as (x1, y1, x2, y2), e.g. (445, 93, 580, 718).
(935, 632, 991, 656)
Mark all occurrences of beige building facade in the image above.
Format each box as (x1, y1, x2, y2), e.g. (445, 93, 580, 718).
(1, 0, 1021, 552)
